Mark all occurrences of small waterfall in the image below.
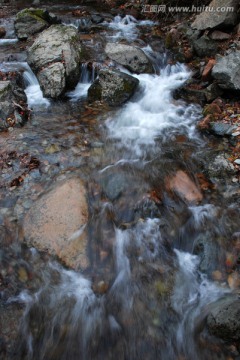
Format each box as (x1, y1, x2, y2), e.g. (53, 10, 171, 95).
(106, 15, 155, 42)
(0, 61, 49, 107)
(23, 63, 50, 108)
(67, 63, 96, 101)
(106, 60, 201, 156)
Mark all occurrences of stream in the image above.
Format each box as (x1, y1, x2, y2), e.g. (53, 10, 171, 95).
(0, 2, 240, 360)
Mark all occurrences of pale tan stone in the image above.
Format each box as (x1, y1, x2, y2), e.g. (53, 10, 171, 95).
(167, 170, 203, 204)
(23, 177, 89, 269)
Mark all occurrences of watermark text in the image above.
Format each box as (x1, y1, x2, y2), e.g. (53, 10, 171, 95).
(142, 4, 234, 13)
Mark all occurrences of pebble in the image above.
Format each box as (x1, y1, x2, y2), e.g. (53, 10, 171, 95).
(45, 144, 60, 154)
(232, 177, 239, 183)
(234, 159, 240, 165)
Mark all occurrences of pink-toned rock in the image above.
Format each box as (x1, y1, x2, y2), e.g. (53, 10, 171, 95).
(23, 177, 89, 269)
(167, 170, 203, 204)
(202, 59, 216, 81)
(209, 30, 231, 40)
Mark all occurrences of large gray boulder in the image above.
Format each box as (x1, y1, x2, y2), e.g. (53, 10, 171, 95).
(27, 25, 82, 98)
(191, 0, 239, 30)
(105, 43, 153, 74)
(14, 8, 60, 40)
(207, 297, 240, 341)
(212, 51, 240, 90)
(23, 177, 89, 270)
(88, 68, 139, 106)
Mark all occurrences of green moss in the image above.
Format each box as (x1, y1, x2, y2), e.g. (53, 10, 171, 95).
(16, 9, 48, 24)
(88, 82, 102, 102)
(17, 8, 45, 19)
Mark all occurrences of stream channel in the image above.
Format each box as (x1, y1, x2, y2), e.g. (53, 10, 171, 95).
(0, 2, 240, 360)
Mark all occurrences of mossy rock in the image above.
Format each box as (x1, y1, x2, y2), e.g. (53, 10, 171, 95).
(88, 69, 139, 107)
(14, 8, 60, 40)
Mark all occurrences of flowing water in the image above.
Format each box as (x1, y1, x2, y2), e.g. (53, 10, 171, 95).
(0, 6, 240, 360)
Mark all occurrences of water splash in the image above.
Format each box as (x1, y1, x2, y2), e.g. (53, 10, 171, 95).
(106, 63, 201, 156)
(106, 15, 156, 42)
(0, 39, 18, 46)
(0, 61, 50, 108)
(23, 64, 50, 108)
(171, 249, 230, 360)
(67, 63, 95, 101)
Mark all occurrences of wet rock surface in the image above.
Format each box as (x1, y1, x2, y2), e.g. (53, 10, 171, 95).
(88, 68, 139, 106)
(166, 170, 203, 204)
(207, 297, 240, 342)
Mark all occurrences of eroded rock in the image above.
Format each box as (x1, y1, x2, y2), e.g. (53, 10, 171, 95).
(27, 25, 81, 98)
(212, 51, 240, 91)
(23, 177, 89, 270)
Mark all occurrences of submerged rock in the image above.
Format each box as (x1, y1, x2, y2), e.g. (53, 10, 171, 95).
(207, 297, 240, 342)
(193, 232, 220, 274)
(14, 8, 60, 40)
(166, 170, 203, 204)
(23, 177, 89, 270)
(191, 0, 239, 30)
(27, 25, 81, 98)
(88, 68, 139, 106)
(212, 51, 240, 91)
(207, 154, 236, 179)
(105, 43, 154, 74)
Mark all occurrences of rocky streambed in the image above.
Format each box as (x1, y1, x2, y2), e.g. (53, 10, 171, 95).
(0, 1, 240, 359)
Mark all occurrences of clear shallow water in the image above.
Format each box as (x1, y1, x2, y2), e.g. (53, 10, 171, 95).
(0, 8, 239, 360)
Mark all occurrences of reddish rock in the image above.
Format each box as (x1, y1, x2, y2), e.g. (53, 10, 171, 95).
(209, 30, 231, 40)
(0, 27, 6, 39)
(23, 177, 89, 270)
(203, 102, 222, 116)
(202, 59, 216, 81)
(166, 170, 203, 204)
